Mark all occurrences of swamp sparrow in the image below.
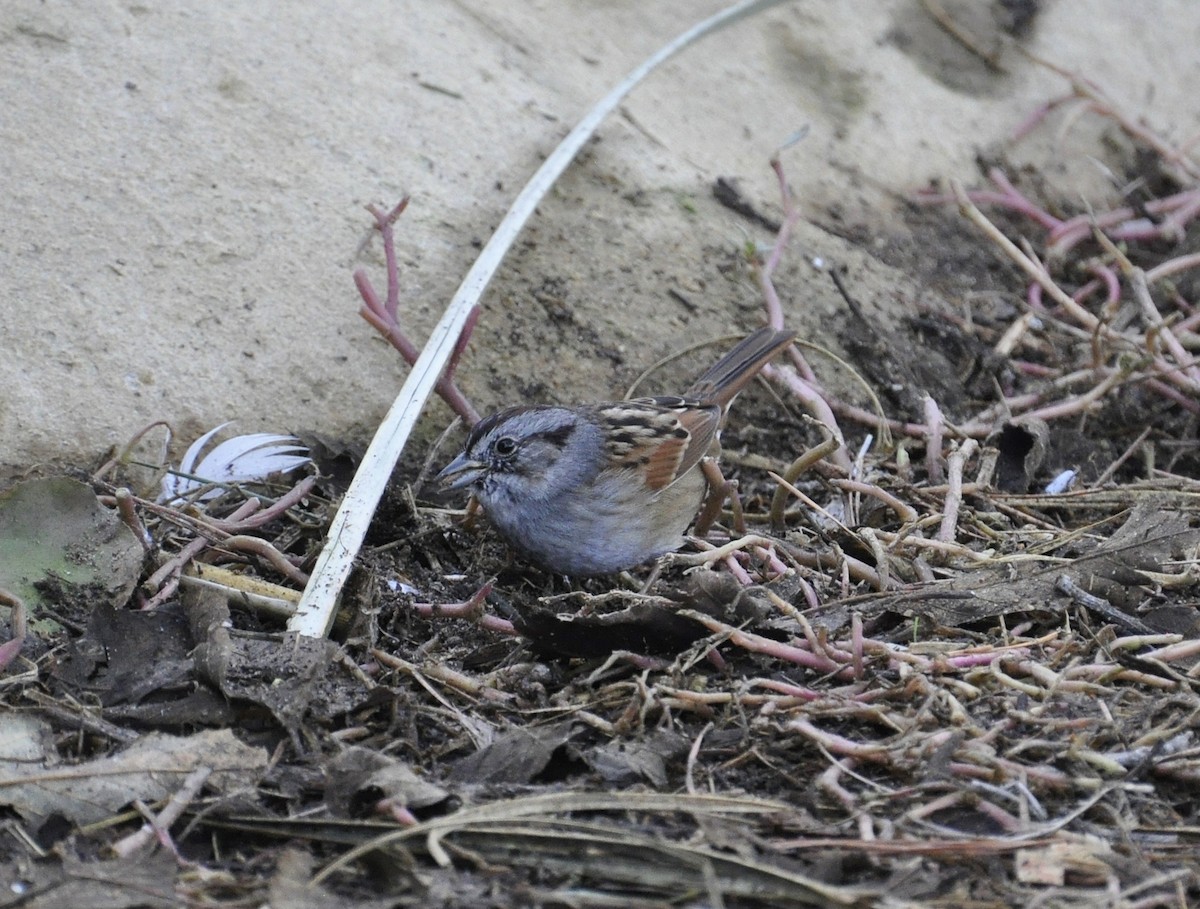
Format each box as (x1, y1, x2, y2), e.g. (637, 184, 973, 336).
(437, 327, 795, 575)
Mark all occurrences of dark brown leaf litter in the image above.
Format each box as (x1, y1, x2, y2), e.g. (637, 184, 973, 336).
(4, 76, 1200, 909)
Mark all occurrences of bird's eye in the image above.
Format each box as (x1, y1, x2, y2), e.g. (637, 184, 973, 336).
(493, 436, 518, 458)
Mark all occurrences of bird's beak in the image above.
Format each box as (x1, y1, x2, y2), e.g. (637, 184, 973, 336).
(437, 453, 487, 491)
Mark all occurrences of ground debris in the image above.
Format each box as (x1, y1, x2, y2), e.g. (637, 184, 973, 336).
(5, 61, 1200, 909)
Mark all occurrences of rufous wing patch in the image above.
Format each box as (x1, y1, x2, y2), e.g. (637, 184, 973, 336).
(672, 403, 721, 479)
(602, 405, 686, 491)
(600, 401, 722, 491)
(641, 428, 689, 490)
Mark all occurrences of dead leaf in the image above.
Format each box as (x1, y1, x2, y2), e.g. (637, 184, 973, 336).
(0, 727, 268, 828)
(581, 729, 690, 786)
(1016, 836, 1115, 886)
(266, 847, 397, 909)
(325, 747, 451, 819)
(11, 852, 178, 909)
(0, 477, 143, 632)
(0, 712, 56, 765)
(214, 632, 346, 733)
(54, 602, 193, 704)
(448, 722, 580, 784)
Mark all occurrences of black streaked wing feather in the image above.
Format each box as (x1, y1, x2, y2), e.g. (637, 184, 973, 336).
(600, 400, 721, 491)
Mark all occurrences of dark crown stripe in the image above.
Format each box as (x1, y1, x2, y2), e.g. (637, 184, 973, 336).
(467, 406, 537, 447)
(538, 423, 576, 447)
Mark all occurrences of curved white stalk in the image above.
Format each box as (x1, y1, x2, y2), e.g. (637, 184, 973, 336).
(290, 0, 791, 638)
